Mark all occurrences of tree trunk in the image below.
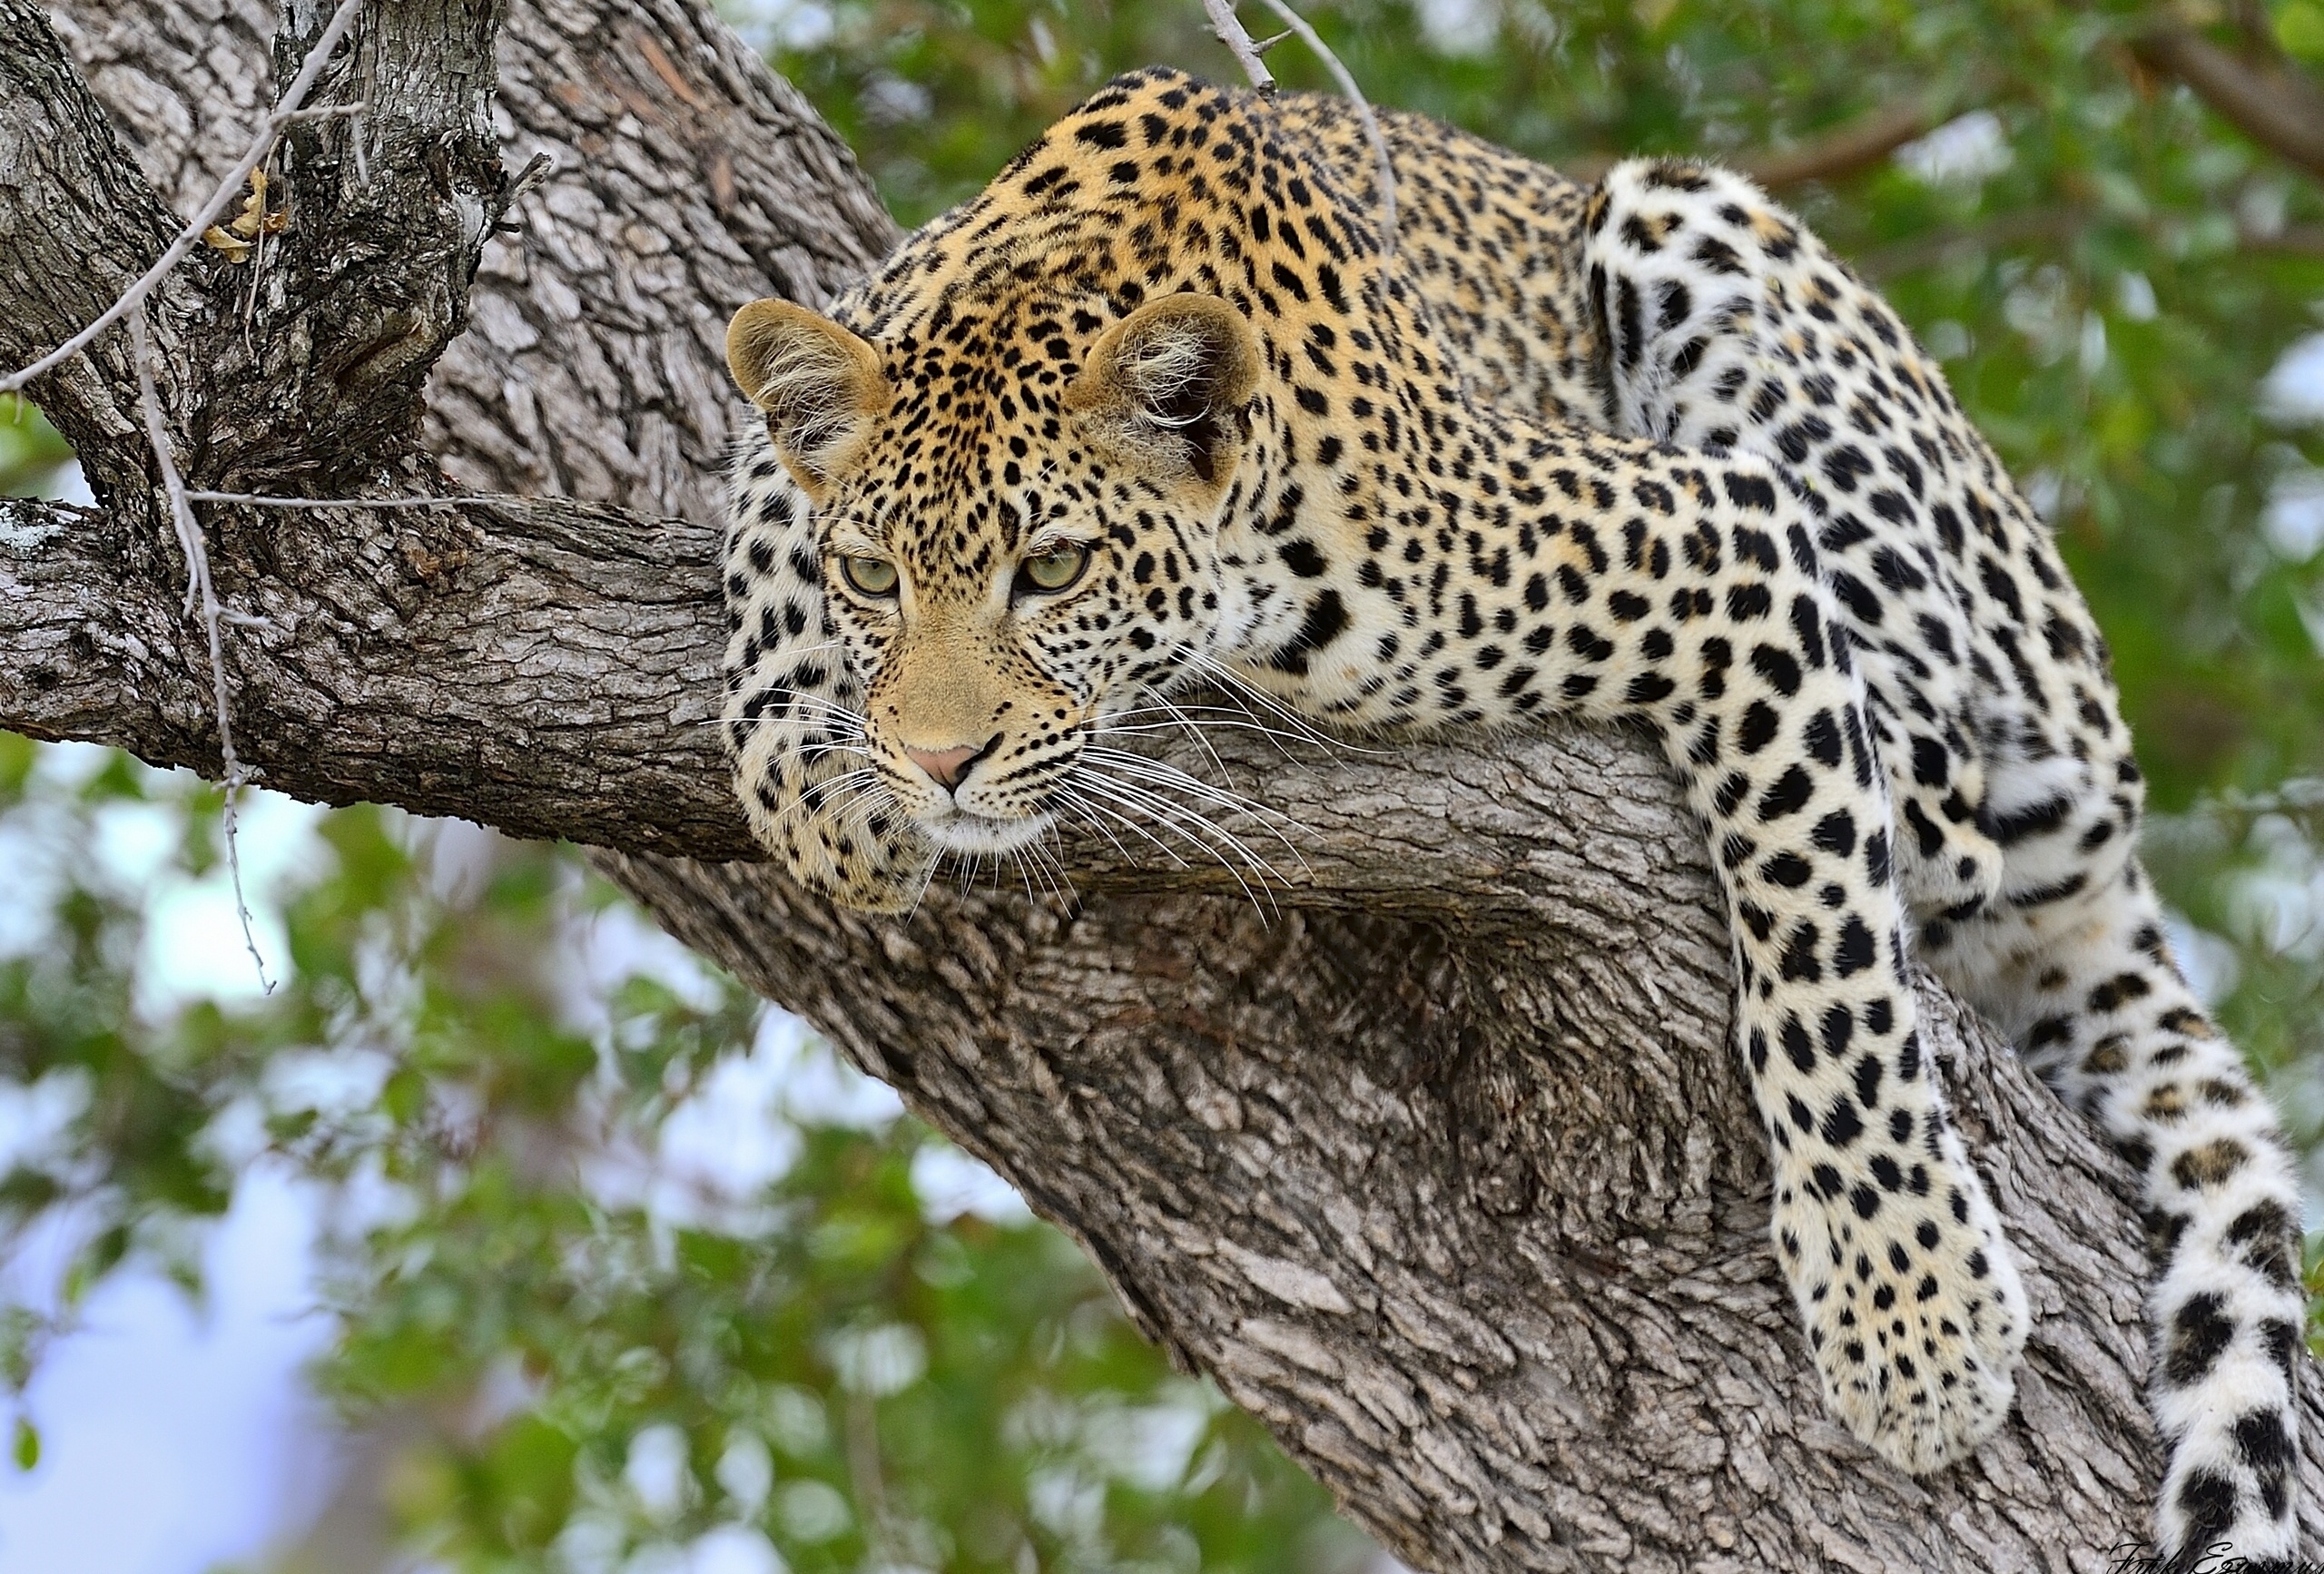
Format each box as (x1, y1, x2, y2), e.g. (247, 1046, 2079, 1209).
(5, 4, 2319, 1569)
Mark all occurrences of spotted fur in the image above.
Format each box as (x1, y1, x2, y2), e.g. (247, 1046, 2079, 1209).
(720, 70, 2303, 1566)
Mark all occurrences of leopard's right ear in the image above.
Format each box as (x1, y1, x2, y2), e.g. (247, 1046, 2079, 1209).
(1066, 294, 1260, 500)
(726, 299, 891, 501)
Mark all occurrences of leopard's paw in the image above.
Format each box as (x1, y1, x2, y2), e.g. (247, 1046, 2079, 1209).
(733, 740, 935, 915)
(1775, 1154, 2027, 1472)
(779, 802, 935, 914)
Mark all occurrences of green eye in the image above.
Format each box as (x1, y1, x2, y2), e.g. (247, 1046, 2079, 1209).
(1019, 543, 1088, 595)
(840, 555, 898, 596)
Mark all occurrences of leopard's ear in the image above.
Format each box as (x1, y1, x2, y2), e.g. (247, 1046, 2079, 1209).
(726, 299, 891, 500)
(1066, 294, 1260, 497)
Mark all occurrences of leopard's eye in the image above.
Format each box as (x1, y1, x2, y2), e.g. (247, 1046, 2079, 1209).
(1018, 543, 1088, 596)
(840, 555, 899, 596)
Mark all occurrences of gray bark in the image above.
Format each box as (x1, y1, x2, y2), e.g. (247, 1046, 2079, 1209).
(5, 3, 2319, 1569)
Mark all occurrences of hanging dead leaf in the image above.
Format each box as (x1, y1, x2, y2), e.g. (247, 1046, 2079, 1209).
(202, 224, 255, 263)
(202, 169, 290, 264)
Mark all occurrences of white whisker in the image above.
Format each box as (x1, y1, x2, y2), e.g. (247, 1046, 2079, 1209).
(1072, 768, 1282, 916)
(1181, 646, 1386, 756)
(733, 689, 872, 729)
(1079, 748, 1317, 874)
(1051, 785, 1138, 864)
(742, 640, 845, 661)
(1077, 769, 1282, 877)
(1070, 792, 1200, 872)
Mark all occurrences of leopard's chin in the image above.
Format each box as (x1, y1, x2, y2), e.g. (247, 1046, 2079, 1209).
(919, 806, 1054, 856)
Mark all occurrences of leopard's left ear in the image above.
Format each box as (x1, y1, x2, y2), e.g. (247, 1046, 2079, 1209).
(726, 299, 891, 501)
(1066, 294, 1260, 497)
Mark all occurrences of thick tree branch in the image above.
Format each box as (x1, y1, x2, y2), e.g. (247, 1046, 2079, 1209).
(10, 4, 2324, 1568)
(0, 0, 181, 478)
(0, 489, 747, 858)
(2133, 24, 2324, 184)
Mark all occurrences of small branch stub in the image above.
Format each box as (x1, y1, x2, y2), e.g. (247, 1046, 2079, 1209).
(1205, 0, 1278, 94)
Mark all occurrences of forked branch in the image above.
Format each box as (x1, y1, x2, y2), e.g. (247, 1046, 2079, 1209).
(0, 0, 367, 396)
(2132, 23, 2324, 183)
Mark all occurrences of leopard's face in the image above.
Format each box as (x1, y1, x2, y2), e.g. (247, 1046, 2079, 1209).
(731, 290, 1265, 857)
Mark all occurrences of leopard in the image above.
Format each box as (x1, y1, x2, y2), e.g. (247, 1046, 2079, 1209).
(715, 66, 2306, 1569)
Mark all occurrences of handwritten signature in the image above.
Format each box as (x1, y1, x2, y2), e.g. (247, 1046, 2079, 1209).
(2105, 1542, 2322, 1574)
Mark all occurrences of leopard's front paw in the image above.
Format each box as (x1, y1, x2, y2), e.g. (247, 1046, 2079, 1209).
(733, 743, 936, 915)
(1774, 1151, 2028, 1472)
(777, 800, 935, 914)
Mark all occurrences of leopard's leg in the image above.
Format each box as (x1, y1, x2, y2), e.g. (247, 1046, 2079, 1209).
(1580, 159, 2005, 927)
(1656, 641, 2030, 1474)
(1394, 424, 2034, 1471)
(1582, 157, 2304, 1567)
(723, 436, 936, 911)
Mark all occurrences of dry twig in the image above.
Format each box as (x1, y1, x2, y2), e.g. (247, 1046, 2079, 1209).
(129, 313, 272, 993)
(1203, 0, 1278, 94)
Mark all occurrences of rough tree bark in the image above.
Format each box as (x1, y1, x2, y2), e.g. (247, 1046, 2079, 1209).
(3, 4, 2319, 1570)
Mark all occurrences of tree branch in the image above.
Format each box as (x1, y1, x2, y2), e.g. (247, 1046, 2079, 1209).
(0, 489, 749, 858)
(1556, 100, 1946, 193)
(1736, 98, 1950, 189)
(2132, 24, 2324, 184)
(0, 0, 182, 481)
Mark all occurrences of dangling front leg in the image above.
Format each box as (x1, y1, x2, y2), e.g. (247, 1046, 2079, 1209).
(1560, 448, 2033, 1469)
(1579, 159, 2007, 929)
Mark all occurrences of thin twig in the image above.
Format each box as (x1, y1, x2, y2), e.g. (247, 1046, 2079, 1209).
(186, 490, 509, 510)
(353, 44, 378, 189)
(1204, 0, 1278, 93)
(130, 314, 273, 993)
(1248, 0, 1398, 260)
(0, 0, 367, 396)
(271, 101, 369, 128)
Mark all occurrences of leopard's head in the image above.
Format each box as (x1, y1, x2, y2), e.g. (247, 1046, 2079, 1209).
(726, 289, 1264, 857)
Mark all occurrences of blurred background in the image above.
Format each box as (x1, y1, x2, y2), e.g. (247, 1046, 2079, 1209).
(3, 0, 2322, 1568)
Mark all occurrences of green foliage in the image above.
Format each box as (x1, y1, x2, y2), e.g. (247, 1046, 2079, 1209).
(336, 1120, 1350, 1571)
(0, 399, 73, 500)
(0, 745, 1360, 1569)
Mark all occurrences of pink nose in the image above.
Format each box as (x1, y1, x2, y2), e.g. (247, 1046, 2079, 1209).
(904, 742, 984, 791)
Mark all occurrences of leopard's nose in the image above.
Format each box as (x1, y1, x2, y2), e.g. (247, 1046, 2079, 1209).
(903, 738, 992, 791)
